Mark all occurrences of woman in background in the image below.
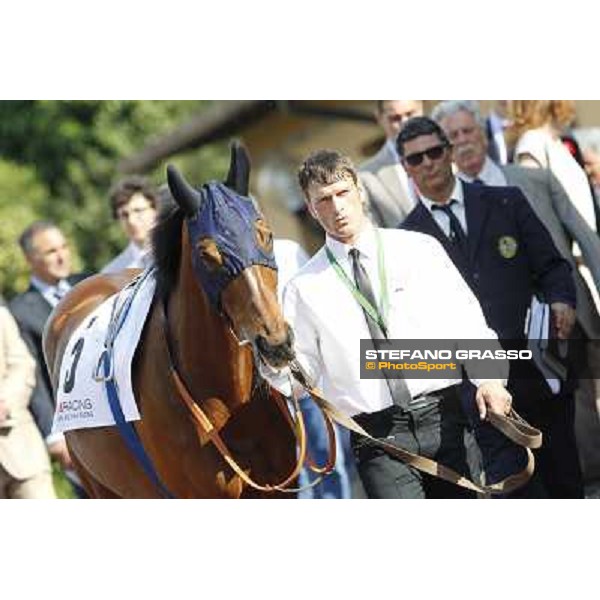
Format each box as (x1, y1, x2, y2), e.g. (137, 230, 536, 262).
(509, 100, 598, 234)
(509, 100, 600, 310)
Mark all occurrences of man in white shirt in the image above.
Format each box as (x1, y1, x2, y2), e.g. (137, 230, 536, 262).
(102, 176, 159, 274)
(273, 239, 354, 499)
(358, 101, 422, 227)
(268, 149, 512, 499)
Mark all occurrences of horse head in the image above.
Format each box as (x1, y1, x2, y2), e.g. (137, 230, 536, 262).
(166, 142, 295, 368)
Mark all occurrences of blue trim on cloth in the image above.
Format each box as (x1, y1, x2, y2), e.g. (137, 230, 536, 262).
(102, 268, 175, 498)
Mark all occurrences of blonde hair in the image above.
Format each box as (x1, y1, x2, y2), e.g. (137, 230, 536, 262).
(507, 100, 576, 145)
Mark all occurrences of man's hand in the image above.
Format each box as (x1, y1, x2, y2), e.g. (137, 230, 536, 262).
(48, 438, 73, 469)
(475, 381, 512, 421)
(551, 302, 576, 340)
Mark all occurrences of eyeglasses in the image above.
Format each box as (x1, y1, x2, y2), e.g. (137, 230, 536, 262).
(403, 144, 449, 167)
(117, 206, 151, 221)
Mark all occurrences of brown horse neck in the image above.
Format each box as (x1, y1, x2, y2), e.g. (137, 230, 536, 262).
(165, 227, 254, 404)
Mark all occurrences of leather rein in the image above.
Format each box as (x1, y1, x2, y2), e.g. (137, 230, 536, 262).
(159, 299, 337, 494)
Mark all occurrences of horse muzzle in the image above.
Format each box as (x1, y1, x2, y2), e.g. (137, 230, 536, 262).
(255, 323, 295, 369)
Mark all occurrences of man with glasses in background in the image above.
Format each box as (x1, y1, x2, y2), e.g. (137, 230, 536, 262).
(359, 101, 423, 227)
(102, 176, 159, 274)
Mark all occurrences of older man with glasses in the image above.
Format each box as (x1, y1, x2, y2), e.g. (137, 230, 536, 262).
(101, 176, 159, 274)
(399, 116, 581, 497)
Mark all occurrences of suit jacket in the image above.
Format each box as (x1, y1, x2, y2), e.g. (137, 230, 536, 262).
(485, 115, 512, 165)
(9, 273, 88, 439)
(0, 306, 51, 479)
(358, 143, 416, 228)
(401, 181, 576, 341)
(502, 164, 600, 339)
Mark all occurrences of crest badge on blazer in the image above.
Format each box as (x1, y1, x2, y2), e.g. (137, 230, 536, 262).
(498, 235, 518, 259)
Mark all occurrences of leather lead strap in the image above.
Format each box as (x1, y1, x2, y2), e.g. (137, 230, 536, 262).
(289, 361, 541, 495)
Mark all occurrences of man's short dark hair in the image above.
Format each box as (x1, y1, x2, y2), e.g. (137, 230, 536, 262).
(297, 150, 358, 198)
(109, 176, 159, 219)
(396, 116, 451, 158)
(18, 220, 60, 256)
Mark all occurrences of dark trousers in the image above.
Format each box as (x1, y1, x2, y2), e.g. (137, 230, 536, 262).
(351, 386, 476, 499)
(461, 390, 547, 499)
(531, 392, 583, 498)
(509, 373, 584, 499)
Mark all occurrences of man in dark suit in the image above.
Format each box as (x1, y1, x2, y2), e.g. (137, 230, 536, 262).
(432, 100, 600, 486)
(398, 116, 582, 498)
(485, 101, 511, 165)
(9, 221, 88, 496)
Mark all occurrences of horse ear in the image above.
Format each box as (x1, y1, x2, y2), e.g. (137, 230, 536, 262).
(224, 140, 251, 197)
(166, 165, 202, 218)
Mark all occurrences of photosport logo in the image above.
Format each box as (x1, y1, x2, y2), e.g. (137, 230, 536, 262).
(360, 339, 534, 380)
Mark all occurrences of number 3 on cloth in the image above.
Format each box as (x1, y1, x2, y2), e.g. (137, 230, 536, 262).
(63, 337, 85, 394)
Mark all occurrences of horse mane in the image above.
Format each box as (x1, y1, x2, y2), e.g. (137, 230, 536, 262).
(152, 206, 185, 300)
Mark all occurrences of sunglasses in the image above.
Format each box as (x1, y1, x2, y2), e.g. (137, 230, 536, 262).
(403, 144, 448, 167)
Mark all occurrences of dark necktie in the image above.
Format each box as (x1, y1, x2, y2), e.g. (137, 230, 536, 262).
(431, 200, 468, 255)
(53, 285, 67, 302)
(349, 248, 411, 410)
(471, 177, 484, 185)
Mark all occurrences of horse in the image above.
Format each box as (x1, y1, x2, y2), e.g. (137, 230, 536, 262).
(43, 144, 302, 498)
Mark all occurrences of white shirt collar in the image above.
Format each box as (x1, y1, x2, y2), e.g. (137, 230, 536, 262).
(30, 275, 71, 305)
(325, 223, 378, 263)
(419, 177, 464, 211)
(459, 156, 507, 187)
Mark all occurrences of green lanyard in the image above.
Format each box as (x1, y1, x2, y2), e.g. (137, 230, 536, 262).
(326, 229, 389, 336)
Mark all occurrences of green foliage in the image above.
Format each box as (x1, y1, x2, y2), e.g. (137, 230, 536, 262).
(0, 101, 229, 297)
(51, 462, 76, 499)
(0, 160, 47, 295)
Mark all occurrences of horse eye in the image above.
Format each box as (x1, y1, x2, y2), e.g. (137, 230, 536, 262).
(197, 238, 224, 272)
(255, 219, 273, 253)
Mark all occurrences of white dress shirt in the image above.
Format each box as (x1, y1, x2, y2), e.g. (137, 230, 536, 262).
(419, 178, 468, 236)
(488, 111, 510, 165)
(101, 242, 152, 274)
(273, 239, 310, 303)
(270, 225, 505, 416)
(459, 156, 507, 187)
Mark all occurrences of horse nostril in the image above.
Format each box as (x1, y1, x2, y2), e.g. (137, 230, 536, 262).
(256, 333, 295, 368)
